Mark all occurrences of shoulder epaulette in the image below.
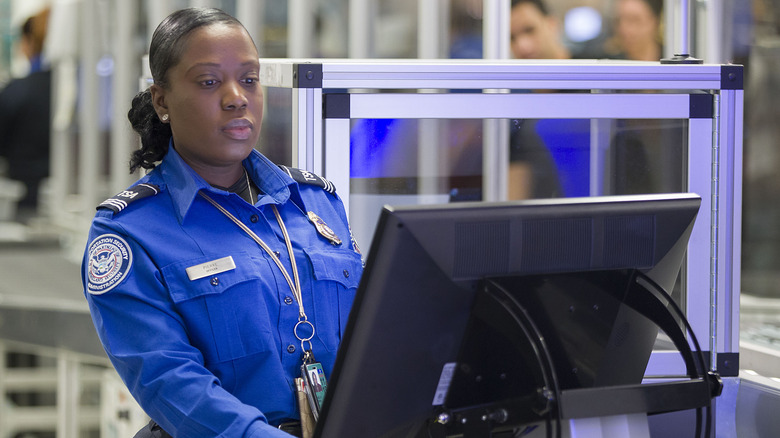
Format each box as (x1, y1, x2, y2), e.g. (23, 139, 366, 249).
(279, 165, 336, 195)
(97, 183, 160, 213)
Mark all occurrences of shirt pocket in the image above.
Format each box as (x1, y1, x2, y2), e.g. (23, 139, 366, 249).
(305, 248, 363, 352)
(161, 251, 277, 364)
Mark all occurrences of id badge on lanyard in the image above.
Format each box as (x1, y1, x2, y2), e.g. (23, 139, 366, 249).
(300, 349, 327, 420)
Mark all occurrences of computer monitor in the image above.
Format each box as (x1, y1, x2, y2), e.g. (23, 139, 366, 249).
(315, 193, 701, 438)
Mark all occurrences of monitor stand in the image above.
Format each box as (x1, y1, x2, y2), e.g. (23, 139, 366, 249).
(430, 271, 719, 438)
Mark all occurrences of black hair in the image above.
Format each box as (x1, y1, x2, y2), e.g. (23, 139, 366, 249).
(128, 8, 252, 173)
(642, 0, 663, 19)
(21, 8, 49, 56)
(22, 17, 34, 37)
(511, 0, 550, 16)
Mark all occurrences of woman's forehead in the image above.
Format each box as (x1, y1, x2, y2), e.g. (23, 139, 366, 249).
(177, 23, 258, 66)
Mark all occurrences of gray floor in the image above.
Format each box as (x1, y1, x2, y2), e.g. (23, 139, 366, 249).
(0, 238, 104, 358)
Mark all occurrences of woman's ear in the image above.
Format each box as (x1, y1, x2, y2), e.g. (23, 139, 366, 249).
(150, 84, 169, 123)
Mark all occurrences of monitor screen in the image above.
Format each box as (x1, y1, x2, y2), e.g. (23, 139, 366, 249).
(315, 193, 701, 438)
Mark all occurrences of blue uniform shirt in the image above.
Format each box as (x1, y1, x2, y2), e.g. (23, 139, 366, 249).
(82, 147, 363, 437)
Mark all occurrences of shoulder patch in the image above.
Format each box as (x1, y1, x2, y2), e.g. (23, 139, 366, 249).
(86, 234, 133, 295)
(279, 165, 336, 195)
(97, 183, 160, 213)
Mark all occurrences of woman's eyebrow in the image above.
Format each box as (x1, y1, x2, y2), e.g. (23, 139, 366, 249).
(186, 62, 220, 74)
(186, 60, 259, 74)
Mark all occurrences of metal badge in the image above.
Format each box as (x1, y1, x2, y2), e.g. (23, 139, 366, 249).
(185, 256, 236, 281)
(307, 211, 342, 245)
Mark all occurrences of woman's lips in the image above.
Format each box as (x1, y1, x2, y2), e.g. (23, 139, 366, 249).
(222, 119, 253, 140)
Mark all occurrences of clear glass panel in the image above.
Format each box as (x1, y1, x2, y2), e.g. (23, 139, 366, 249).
(258, 87, 293, 166)
(604, 119, 687, 196)
(349, 117, 687, 203)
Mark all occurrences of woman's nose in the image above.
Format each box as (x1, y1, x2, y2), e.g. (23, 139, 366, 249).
(222, 81, 248, 110)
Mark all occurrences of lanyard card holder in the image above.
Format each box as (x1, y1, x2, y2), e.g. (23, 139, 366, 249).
(301, 350, 327, 420)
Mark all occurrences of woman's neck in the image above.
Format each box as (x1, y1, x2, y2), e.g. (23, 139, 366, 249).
(175, 149, 245, 187)
(210, 167, 256, 204)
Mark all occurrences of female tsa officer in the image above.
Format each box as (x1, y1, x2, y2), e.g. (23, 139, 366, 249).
(81, 8, 362, 438)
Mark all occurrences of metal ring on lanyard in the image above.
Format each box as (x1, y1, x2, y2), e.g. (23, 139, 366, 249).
(294, 319, 315, 352)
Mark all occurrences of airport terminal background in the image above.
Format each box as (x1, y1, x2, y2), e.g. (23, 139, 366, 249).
(0, 0, 776, 436)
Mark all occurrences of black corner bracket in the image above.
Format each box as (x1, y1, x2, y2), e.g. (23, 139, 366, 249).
(720, 65, 744, 90)
(689, 93, 714, 119)
(293, 63, 323, 88)
(323, 93, 350, 119)
(717, 352, 739, 377)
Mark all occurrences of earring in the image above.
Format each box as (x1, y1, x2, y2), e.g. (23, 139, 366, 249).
(161, 114, 169, 122)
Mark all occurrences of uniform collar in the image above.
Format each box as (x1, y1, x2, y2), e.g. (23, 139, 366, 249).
(158, 144, 294, 223)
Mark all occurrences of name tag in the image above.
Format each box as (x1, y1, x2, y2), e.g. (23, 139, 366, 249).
(186, 256, 236, 281)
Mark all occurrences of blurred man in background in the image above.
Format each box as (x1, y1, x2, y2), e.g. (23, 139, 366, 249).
(0, 7, 52, 222)
(510, 0, 571, 60)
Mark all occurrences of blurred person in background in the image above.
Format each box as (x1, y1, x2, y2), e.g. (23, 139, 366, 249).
(0, 7, 52, 222)
(610, 0, 663, 61)
(510, 0, 571, 60)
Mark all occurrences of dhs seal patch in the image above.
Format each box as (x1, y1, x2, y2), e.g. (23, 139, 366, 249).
(86, 234, 133, 295)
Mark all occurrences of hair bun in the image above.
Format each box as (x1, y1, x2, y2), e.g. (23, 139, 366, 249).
(128, 88, 171, 173)
(128, 89, 155, 134)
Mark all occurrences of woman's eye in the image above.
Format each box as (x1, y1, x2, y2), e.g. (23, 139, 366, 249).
(243, 77, 258, 85)
(201, 79, 218, 87)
